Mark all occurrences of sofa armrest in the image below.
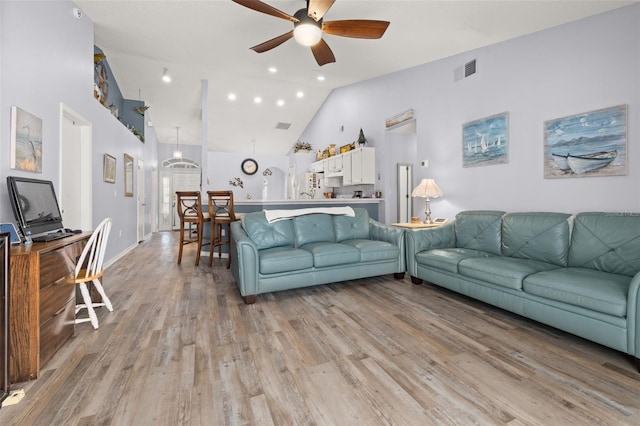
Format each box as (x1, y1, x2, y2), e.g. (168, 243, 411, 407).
(405, 223, 456, 276)
(231, 221, 260, 299)
(368, 219, 406, 272)
(628, 271, 640, 357)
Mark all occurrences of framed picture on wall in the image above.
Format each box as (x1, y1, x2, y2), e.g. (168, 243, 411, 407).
(544, 105, 627, 178)
(10, 106, 43, 173)
(124, 154, 134, 197)
(103, 154, 116, 183)
(462, 112, 509, 167)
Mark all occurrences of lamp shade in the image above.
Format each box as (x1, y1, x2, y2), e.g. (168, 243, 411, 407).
(411, 179, 443, 199)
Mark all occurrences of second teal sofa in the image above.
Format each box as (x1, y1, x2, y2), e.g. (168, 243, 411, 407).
(405, 210, 640, 370)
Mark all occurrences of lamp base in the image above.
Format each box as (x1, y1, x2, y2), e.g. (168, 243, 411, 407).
(423, 198, 432, 224)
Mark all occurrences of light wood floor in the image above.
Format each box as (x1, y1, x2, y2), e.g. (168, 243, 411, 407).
(1, 231, 639, 425)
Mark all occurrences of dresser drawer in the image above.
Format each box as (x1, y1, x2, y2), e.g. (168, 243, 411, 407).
(39, 298, 75, 368)
(39, 248, 75, 290)
(40, 282, 75, 323)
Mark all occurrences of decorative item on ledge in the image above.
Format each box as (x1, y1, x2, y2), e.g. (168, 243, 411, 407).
(329, 144, 337, 157)
(358, 128, 367, 147)
(229, 177, 244, 188)
(126, 124, 144, 142)
(134, 105, 150, 115)
(293, 141, 312, 153)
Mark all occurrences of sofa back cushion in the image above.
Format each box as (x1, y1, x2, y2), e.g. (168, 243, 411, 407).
(569, 212, 640, 277)
(293, 214, 336, 246)
(454, 211, 505, 255)
(242, 212, 295, 250)
(334, 208, 370, 242)
(502, 212, 571, 266)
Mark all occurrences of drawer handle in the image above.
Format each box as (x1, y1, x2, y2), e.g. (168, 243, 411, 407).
(53, 306, 66, 316)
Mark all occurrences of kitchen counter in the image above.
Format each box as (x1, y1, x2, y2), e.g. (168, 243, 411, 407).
(234, 198, 384, 220)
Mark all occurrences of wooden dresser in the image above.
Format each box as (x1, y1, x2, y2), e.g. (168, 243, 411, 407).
(9, 233, 91, 383)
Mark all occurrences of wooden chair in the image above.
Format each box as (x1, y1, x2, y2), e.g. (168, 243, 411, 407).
(70, 218, 113, 329)
(207, 190, 238, 268)
(176, 191, 210, 266)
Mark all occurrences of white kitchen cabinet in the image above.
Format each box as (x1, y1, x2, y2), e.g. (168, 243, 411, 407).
(349, 147, 375, 184)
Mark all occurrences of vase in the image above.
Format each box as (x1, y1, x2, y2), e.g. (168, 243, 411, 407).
(316, 150, 322, 161)
(329, 144, 337, 157)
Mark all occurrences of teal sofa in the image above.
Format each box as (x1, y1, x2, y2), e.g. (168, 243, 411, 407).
(230, 208, 406, 304)
(405, 210, 640, 370)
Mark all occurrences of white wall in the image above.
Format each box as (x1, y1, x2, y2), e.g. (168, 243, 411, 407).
(206, 152, 289, 200)
(299, 5, 640, 222)
(0, 1, 159, 262)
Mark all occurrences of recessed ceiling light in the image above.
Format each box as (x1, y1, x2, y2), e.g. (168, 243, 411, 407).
(254, 97, 262, 104)
(228, 93, 237, 101)
(296, 91, 304, 98)
(317, 75, 325, 81)
(268, 67, 277, 73)
(277, 99, 285, 107)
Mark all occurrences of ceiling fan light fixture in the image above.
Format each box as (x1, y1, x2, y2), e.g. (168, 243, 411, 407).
(294, 23, 322, 46)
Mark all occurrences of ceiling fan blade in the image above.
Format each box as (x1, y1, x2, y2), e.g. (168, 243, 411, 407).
(232, 0, 299, 22)
(322, 20, 390, 39)
(307, 0, 336, 21)
(310, 38, 336, 66)
(250, 31, 294, 53)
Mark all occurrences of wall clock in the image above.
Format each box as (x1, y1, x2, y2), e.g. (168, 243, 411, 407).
(241, 158, 258, 175)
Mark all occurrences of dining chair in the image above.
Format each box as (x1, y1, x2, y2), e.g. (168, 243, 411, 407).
(69, 218, 113, 329)
(207, 190, 238, 268)
(176, 191, 210, 266)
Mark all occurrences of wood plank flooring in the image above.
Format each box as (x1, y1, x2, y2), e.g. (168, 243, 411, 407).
(1, 231, 638, 425)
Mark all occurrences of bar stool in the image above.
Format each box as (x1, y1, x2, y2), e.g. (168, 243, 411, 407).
(207, 190, 238, 268)
(176, 191, 210, 266)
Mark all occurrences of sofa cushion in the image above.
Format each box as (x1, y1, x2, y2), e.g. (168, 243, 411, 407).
(334, 208, 370, 242)
(415, 248, 494, 274)
(523, 267, 631, 317)
(242, 212, 295, 250)
(502, 212, 571, 266)
(259, 247, 313, 274)
(569, 212, 640, 277)
(341, 239, 399, 262)
(301, 242, 360, 267)
(293, 214, 336, 246)
(454, 211, 505, 255)
(459, 256, 559, 290)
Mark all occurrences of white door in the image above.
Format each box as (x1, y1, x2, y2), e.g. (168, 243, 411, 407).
(60, 106, 92, 231)
(159, 171, 200, 231)
(137, 158, 145, 242)
(397, 164, 413, 223)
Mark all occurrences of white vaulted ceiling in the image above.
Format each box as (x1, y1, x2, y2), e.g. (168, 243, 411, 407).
(75, 0, 637, 155)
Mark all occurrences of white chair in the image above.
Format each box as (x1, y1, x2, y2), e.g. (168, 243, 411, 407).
(70, 218, 113, 329)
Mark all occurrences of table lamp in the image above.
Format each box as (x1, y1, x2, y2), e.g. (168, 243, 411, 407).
(411, 179, 443, 224)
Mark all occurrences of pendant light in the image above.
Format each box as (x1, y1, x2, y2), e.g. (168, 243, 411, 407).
(173, 126, 182, 159)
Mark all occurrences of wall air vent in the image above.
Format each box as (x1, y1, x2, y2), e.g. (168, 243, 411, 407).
(464, 59, 477, 77)
(275, 122, 291, 130)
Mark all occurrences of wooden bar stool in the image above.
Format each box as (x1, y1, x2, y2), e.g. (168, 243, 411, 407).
(176, 191, 210, 266)
(207, 190, 238, 268)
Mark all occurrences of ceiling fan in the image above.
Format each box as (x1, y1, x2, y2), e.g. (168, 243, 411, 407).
(232, 0, 390, 66)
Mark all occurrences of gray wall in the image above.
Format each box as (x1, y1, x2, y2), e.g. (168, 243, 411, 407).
(0, 1, 159, 263)
(299, 5, 640, 222)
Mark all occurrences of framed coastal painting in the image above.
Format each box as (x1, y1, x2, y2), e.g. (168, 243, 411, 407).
(462, 112, 509, 167)
(124, 154, 134, 197)
(103, 154, 116, 183)
(10, 106, 43, 173)
(544, 105, 627, 178)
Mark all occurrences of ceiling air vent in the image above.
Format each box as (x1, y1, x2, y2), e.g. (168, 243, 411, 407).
(275, 122, 291, 130)
(464, 59, 477, 77)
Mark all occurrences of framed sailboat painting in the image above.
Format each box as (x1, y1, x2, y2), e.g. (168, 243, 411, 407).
(462, 112, 509, 167)
(544, 105, 627, 178)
